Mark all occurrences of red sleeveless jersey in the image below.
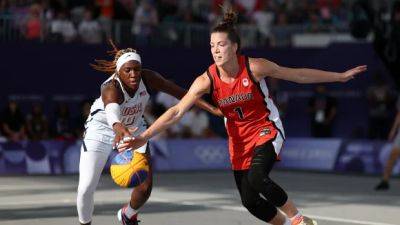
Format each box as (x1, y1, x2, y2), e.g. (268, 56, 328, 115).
(207, 55, 284, 170)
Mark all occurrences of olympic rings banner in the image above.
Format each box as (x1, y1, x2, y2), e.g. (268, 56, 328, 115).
(0, 138, 398, 175)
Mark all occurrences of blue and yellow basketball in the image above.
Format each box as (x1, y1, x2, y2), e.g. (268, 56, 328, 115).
(110, 150, 149, 188)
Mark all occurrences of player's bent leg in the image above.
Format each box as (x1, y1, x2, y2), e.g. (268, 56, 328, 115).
(247, 142, 317, 224)
(247, 143, 288, 208)
(130, 164, 153, 208)
(235, 170, 281, 224)
(77, 141, 110, 224)
(239, 190, 290, 225)
(130, 150, 153, 208)
(118, 150, 153, 224)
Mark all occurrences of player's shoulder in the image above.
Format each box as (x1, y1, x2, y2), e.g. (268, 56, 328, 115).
(196, 72, 211, 85)
(247, 57, 277, 80)
(102, 78, 120, 90)
(248, 57, 268, 70)
(101, 78, 124, 102)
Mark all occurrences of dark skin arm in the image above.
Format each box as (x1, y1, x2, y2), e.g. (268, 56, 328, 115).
(141, 69, 223, 117)
(101, 80, 132, 146)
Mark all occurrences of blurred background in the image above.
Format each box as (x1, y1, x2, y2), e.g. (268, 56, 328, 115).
(0, 0, 400, 176)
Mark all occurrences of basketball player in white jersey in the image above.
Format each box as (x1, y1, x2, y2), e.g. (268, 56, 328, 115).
(77, 44, 222, 225)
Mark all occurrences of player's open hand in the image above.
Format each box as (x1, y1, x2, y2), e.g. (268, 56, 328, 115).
(112, 124, 137, 149)
(116, 135, 147, 153)
(340, 65, 367, 82)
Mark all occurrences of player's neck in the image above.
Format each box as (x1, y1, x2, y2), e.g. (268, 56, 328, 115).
(218, 58, 239, 78)
(122, 82, 139, 98)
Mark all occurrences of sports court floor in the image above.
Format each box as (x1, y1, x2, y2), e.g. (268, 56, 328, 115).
(0, 170, 398, 225)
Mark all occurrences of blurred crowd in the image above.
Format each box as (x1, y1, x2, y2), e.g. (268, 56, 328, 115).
(0, 91, 216, 143)
(0, 0, 354, 44)
(1, 75, 398, 142)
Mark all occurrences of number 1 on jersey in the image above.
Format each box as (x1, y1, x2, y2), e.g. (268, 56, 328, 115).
(234, 107, 244, 119)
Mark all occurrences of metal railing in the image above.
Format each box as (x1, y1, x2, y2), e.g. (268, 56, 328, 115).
(0, 15, 350, 47)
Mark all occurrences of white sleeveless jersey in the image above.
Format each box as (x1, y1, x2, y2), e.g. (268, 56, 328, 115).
(84, 74, 150, 145)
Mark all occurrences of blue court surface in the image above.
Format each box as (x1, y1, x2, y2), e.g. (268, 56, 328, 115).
(0, 170, 398, 225)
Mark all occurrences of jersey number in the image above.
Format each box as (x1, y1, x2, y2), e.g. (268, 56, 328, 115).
(234, 107, 244, 119)
(122, 117, 136, 126)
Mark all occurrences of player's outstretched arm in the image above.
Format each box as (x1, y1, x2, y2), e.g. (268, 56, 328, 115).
(101, 80, 132, 146)
(142, 69, 222, 117)
(249, 58, 367, 84)
(118, 74, 211, 151)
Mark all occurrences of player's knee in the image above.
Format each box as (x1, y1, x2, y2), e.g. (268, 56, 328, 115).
(247, 171, 288, 207)
(77, 183, 96, 199)
(261, 179, 288, 207)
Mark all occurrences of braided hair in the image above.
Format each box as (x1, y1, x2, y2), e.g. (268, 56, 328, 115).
(211, 8, 241, 53)
(91, 40, 139, 75)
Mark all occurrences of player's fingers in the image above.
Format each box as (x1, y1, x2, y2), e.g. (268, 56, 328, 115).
(117, 145, 129, 152)
(122, 136, 133, 143)
(128, 127, 138, 133)
(117, 142, 130, 151)
(355, 65, 367, 73)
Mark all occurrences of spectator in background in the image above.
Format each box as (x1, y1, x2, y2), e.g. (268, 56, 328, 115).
(186, 107, 212, 138)
(306, 7, 322, 32)
(157, 0, 179, 22)
(143, 101, 157, 125)
(133, 0, 158, 46)
(157, 0, 180, 43)
(41, 0, 59, 21)
(375, 94, 400, 191)
(190, 0, 211, 23)
(1, 100, 26, 142)
(144, 101, 169, 139)
(308, 85, 337, 137)
(24, 3, 42, 41)
(252, 1, 274, 46)
(268, 77, 289, 119)
(52, 103, 74, 140)
(78, 9, 103, 44)
(317, 0, 333, 24)
(155, 91, 179, 110)
(96, 0, 114, 38)
(48, 10, 76, 42)
(155, 92, 190, 137)
(367, 74, 392, 139)
(0, 0, 11, 16)
(169, 111, 193, 138)
(26, 102, 48, 140)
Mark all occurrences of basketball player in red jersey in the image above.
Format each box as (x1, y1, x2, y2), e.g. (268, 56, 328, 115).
(118, 10, 367, 225)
